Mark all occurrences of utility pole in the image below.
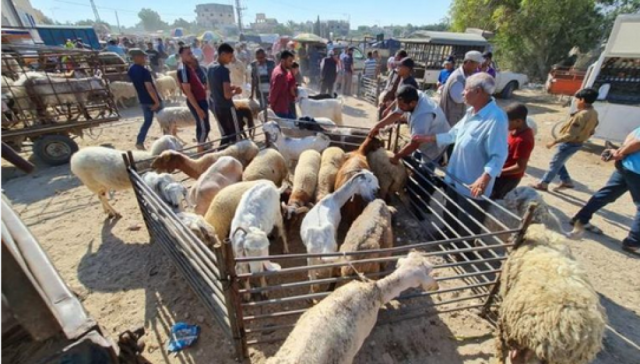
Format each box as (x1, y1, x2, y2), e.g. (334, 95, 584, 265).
(235, 0, 245, 32)
(114, 11, 121, 34)
(90, 0, 101, 22)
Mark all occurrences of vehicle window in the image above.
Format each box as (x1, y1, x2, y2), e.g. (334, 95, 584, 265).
(353, 48, 364, 60)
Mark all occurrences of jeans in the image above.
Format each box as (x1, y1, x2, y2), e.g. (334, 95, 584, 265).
(136, 103, 163, 145)
(541, 142, 583, 184)
(186, 99, 211, 144)
(491, 177, 522, 200)
(573, 162, 640, 248)
(212, 106, 238, 148)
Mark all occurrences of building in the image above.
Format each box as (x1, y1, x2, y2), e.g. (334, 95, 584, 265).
(323, 20, 349, 37)
(195, 3, 235, 28)
(1, 0, 42, 27)
(250, 13, 278, 33)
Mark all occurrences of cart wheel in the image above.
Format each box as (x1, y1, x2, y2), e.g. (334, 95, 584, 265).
(550, 119, 568, 140)
(33, 134, 79, 166)
(500, 81, 518, 99)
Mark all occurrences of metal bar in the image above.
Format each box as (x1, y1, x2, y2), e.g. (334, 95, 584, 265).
(221, 239, 249, 359)
(243, 308, 308, 322)
(244, 323, 296, 334)
(381, 303, 493, 325)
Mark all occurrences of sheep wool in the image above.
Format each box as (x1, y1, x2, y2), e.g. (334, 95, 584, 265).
(497, 224, 606, 364)
(109, 81, 137, 108)
(189, 156, 243, 216)
(315, 147, 346, 202)
(242, 148, 288, 187)
(204, 180, 262, 241)
(285, 150, 321, 217)
(366, 148, 407, 202)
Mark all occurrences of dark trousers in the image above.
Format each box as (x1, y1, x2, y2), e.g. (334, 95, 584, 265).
(136, 103, 162, 145)
(445, 186, 488, 236)
(573, 162, 640, 248)
(491, 177, 522, 200)
(212, 106, 238, 147)
(186, 99, 211, 144)
(320, 78, 335, 95)
(256, 90, 269, 109)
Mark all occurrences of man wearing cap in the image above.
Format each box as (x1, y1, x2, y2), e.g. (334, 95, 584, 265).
(127, 48, 162, 150)
(178, 45, 210, 151)
(340, 47, 355, 96)
(439, 50, 483, 127)
(437, 56, 455, 90)
(320, 51, 339, 94)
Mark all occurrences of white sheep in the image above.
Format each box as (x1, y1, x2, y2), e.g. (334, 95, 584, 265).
(142, 171, 188, 212)
(109, 81, 137, 108)
(496, 224, 606, 364)
(70, 146, 151, 218)
(267, 251, 439, 364)
(230, 181, 288, 299)
(177, 212, 219, 248)
(366, 145, 408, 202)
(189, 156, 243, 215)
(262, 121, 331, 167)
(156, 106, 195, 141)
(242, 148, 288, 187)
(315, 147, 347, 202)
(339, 199, 395, 277)
(297, 87, 344, 125)
(301, 170, 379, 293)
(152, 139, 259, 179)
(155, 75, 180, 102)
(283, 150, 321, 219)
(204, 180, 262, 242)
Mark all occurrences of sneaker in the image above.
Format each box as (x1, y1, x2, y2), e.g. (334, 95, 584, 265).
(556, 181, 575, 190)
(135, 143, 146, 151)
(567, 221, 585, 240)
(530, 182, 548, 191)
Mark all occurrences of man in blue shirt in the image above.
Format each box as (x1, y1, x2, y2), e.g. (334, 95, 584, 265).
(569, 127, 640, 253)
(437, 56, 454, 89)
(208, 43, 243, 147)
(106, 39, 125, 57)
(127, 49, 162, 150)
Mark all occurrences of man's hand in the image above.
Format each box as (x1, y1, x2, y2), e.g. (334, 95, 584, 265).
(150, 102, 161, 111)
(368, 126, 381, 138)
(390, 155, 400, 165)
(612, 148, 625, 161)
(470, 173, 491, 198)
(412, 135, 434, 144)
(196, 107, 205, 120)
(546, 141, 556, 149)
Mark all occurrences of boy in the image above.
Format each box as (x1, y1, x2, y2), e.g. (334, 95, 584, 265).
(531, 88, 599, 191)
(491, 103, 535, 199)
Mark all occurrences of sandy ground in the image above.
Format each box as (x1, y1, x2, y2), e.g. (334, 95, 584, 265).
(2, 89, 639, 364)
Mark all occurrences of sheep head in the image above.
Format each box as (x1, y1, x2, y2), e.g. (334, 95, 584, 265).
(262, 121, 281, 143)
(162, 182, 188, 212)
(233, 226, 281, 273)
(281, 201, 310, 220)
(396, 251, 439, 292)
(353, 171, 379, 202)
(297, 87, 309, 99)
(151, 150, 184, 173)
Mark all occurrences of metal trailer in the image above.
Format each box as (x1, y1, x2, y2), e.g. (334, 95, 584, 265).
(125, 121, 535, 360)
(1, 44, 119, 165)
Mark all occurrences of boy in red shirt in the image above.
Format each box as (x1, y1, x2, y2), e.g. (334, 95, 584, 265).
(491, 103, 535, 199)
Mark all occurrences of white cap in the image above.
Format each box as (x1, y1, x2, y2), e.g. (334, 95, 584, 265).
(464, 50, 484, 64)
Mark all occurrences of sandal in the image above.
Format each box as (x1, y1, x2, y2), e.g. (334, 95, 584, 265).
(556, 181, 575, 190)
(529, 182, 548, 192)
(622, 244, 640, 255)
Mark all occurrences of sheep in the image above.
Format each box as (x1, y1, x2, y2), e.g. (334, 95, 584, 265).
(177, 212, 219, 248)
(339, 199, 395, 278)
(230, 180, 288, 299)
(297, 87, 344, 124)
(151, 139, 259, 178)
(233, 98, 260, 120)
(496, 224, 606, 364)
(155, 75, 179, 102)
(204, 180, 262, 242)
(189, 156, 243, 215)
(283, 150, 321, 219)
(366, 145, 408, 202)
(142, 171, 189, 212)
(266, 251, 438, 364)
(301, 171, 379, 293)
(149, 135, 183, 156)
(109, 81, 137, 108)
(242, 148, 288, 187)
(262, 121, 331, 167)
(70, 146, 151, 218)
(315, 147, 347, 202)
(156, 106, 195, 141)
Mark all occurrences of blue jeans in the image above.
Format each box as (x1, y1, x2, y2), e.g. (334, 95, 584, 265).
(136, 103, 163, 145)
(541, 142, 583, 184)
(275, 111, 295, 119)
(573, 163, 640, 248)
(186, 99, 211, 144)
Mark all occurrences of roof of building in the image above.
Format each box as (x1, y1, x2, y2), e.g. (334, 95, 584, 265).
(402, 31, 488, 46)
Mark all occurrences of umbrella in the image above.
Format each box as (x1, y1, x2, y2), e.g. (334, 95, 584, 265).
(198, 31, 222, 42)
(293, 33, 328, 43)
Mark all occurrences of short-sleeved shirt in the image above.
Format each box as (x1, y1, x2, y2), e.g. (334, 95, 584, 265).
(269, 65, 292, 114)
(502, 127, 535, 179)
(438, 68, 453, 84)
(402, 76, 419, 89)
(622, 127, 640, 174)
(127, 64, 160, 105)
(178, 64, 207, 102)
(207, 63, 233, 109)
(364, 58, 377, 77)
(341, 53, 354, 73)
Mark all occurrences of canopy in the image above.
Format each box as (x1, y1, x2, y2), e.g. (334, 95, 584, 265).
(293, 33, 327, 43)
(198, 31, 222, 42)
(172, 28, 184, 37)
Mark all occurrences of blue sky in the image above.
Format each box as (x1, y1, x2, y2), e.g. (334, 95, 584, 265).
(31, 0, 452, 28)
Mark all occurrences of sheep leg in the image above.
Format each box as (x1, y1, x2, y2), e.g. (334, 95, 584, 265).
(259, 276, 269, 301)
(275, 212, 289, 254)
(98, 191, 121, 218)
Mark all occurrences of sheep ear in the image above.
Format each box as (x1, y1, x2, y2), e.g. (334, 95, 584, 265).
(294, 206, 309, 214)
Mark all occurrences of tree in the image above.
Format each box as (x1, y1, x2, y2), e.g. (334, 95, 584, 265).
(274, 24, 293, 36)
(450, 0, 604, 81)
(138, 8, 168, 31)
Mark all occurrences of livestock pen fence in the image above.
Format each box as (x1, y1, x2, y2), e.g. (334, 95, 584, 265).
(125, 121, 536, 360)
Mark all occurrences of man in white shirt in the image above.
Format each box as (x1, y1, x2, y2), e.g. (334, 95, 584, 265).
(439, 50, 483, 127)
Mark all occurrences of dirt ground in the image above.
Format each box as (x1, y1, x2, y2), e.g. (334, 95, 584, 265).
(2, 88, 639, 364)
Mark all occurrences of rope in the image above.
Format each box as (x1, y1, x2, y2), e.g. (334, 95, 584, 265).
(342, 251, 373, 283)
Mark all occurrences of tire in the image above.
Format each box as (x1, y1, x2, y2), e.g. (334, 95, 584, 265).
(500, 81, 518, 99)
(551, 119, 569, 140)
(32, 134, 79, 166)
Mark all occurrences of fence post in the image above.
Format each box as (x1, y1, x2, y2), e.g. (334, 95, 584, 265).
(356, 73, 362, 98)
(215, 239, 249, 360)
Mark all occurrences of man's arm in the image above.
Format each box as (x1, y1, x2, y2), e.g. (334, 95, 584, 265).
(550, 113, 584, 146)
(470, 120, 509, 197)
(613, 131, 640, 160)
(501, 157, 529, 176)
(368, 108, 404, 137)
(144, 82, 160, 109)
(449, 81, 464, 104)
(250, 66, 256, 98)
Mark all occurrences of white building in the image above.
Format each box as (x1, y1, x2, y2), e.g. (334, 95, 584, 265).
(250, 13, 278, 33)
(195, 3, 235, 28)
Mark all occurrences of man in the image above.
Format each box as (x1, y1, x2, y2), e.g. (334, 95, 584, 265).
(177, 45, 210, 151)
(250, 48, 276, 109)
(269, 50, 295, 118)
(364, 51, 378, 80)
(127, 48, 162, 150)
(378, 49, 408, 118)
(568, 127, 640, 254)
(236, 42, 250, 64)
(481, 51, 496, 78)
(146, 42, 161, 76)
(380, 58, 420, 118)
(208, 43, 243, 148)
(308, 46, 321, 86)
(340, 47, 355, 96)
(156, 38, 166, 57)
(373, 50, 381, 76)
(320, 51, 339, 95)
(106, 39, 125, 57)
(437, 56, 454, 90)
(202, 40, 215, 65)
(439, 50, 483, 127)
(413, 73, 509, 233)
(191, 39, 204, 62)
(531, 88, 599, 191)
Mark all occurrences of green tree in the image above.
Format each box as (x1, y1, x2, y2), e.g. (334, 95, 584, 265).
(138, 8, 168, 31)
(450, 0, 604, 80)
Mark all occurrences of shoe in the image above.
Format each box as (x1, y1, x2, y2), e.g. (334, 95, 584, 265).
(622, 244, 640, 254)
(530, 182, 548, 191)
(556, 181, 575, 190)
(569, 219, 603, 235)
(567, 221, 585, 240)
(135, 143, 146, 150)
